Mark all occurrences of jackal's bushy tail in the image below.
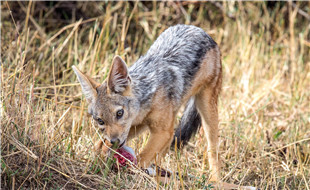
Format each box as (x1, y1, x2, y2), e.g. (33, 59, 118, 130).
(171, 98, 201, 149)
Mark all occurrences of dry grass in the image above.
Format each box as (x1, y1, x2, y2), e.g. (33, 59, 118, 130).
(1, 1, 310, 189)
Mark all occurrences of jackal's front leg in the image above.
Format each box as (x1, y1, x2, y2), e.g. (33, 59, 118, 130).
(138, 121, 174, 168)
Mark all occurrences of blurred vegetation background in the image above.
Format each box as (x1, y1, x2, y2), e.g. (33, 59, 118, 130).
(1, 1, 309, 189)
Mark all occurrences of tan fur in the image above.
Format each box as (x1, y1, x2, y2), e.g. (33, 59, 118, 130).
(190, 47, 223, 185)
(196, 87, 221, 182)
(123, 88, 175, 167)
(195, 47, 222, 182)
(182, 47, 222, 102)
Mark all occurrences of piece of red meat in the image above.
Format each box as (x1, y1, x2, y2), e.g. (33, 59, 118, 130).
(113, 147, 137, 167)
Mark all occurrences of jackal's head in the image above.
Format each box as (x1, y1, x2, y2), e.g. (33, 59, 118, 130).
(72, 56, 139, 147)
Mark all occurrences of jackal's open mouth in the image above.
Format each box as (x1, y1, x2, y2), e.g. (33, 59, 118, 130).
(119, 140, 126, 148)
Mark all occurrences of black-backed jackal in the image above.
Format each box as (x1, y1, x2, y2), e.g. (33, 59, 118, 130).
(73, 25, 255, 190)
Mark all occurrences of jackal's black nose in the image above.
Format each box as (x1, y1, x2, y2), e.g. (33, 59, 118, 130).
(110, 138, 120, 145)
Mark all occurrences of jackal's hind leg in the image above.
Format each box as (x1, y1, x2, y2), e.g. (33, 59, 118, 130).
(195, 86, 221, 183)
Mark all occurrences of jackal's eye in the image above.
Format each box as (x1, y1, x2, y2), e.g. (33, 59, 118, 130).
(97, 118, 105, 125)
(116, 109, 124, 119)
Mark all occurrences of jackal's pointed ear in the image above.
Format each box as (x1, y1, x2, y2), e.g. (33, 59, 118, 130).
(72, 66, 100, 103)
(107, 56, 131, 94)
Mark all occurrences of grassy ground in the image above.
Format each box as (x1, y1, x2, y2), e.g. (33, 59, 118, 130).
(1, 1, 309, 189)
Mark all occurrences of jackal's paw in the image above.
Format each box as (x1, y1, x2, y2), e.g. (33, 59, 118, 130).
(136, 156, 151, 169)
(93, 140, 103, 155)
(93, 139, 112, 157)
